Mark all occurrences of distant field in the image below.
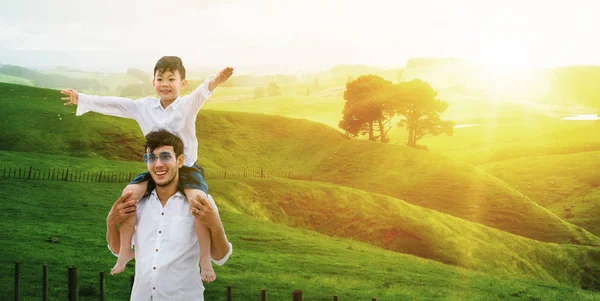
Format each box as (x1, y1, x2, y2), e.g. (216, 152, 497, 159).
(0, 73, 34, 86)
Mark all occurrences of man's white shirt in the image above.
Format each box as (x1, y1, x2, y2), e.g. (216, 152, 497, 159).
(121, 190, 232, 301)
(75, 76, 214, 167)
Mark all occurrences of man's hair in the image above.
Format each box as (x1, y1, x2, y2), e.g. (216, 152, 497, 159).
(144, 129, 184, 156)
(154, 56, 186, 79)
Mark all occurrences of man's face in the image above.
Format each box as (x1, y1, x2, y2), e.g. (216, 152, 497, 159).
(152, 70, 188, 103)
(145, 145, 183, 187)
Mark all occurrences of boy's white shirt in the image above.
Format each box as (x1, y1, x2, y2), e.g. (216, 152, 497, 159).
(76, 75, 215, 167)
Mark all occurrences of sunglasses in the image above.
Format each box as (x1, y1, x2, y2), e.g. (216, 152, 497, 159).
(143, 151, 175, 165)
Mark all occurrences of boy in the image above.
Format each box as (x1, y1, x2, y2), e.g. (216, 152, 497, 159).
(61, 56, 233, 282)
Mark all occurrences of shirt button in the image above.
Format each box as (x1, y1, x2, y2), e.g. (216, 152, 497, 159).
(155, 249, 158, 252)
(158, 230, 162, 234)
(161, 213, 164, 216)
(153, 266, 156, 270)
(153, 287, 156, 290)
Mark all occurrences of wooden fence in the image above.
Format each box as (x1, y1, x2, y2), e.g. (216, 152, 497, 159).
(11, 262, 379, 300)
(0, 166, 299, 183)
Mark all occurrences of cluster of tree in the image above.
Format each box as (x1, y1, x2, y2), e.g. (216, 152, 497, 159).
(0, 64, 107, 91)
(220, 74, 297, 87)
(339, 75, 454, 149)
(254, 82, 282, 98)
(118, 84, 155, 97)
(545, 66, 600, 111)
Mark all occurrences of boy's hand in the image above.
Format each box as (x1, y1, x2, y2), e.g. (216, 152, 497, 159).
(61, 89, 79, 106)
(209, 67, 234, 91)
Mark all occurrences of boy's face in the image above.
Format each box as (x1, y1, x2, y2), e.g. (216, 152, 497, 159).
(152, 69, 188, 103)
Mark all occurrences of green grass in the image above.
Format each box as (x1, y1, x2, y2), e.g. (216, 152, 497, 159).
(1, 178, 599, 301)
(1, 82, 597, 247)
(480, 151, 600, 236)
(303, 139, 600, 246)
(209, 178, 600, 286)
(2, 81, 600, 299)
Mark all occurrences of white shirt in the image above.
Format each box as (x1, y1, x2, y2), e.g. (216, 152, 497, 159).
(76, 76, 215, 167)
(127, 191, 232, 301)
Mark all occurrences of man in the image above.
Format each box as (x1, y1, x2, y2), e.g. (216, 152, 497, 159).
(106, 129, 232, 300)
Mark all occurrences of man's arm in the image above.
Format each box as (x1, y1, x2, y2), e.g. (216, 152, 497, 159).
(106, 191, 137, 254)
(189, 195, 232, 264)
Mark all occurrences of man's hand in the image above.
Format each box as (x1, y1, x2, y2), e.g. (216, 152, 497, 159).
(189, 194, 221, 230)
(208, 67, 234, 91)
(107, 191, 137, 227)
(61, 89, 79, 106)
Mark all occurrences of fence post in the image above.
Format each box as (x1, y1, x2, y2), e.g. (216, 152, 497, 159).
(27, 166, 32, 179)
(130, 274, 135, 292)
(98, 171, 103, 183)
(99, 272, 105, 301)
(68, 266, 78, 301)
(262, 289, 267, 301)
(371, 298, 376, 301)
(226, 285, 232, 301)
(333, 296, 338, 301)
(261, 169, 264, 178)
(292, 290, 303, 301)
(63, 169, 68, 181)
(42, 264, 48, 301)
(14, 261, 20, 301)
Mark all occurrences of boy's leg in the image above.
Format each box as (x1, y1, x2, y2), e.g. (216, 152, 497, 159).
(184, 188, 216, 283)
(111, 182, 147, 275)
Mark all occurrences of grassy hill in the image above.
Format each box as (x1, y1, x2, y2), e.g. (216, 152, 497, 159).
(1, 82, 598, 248)
(2, 81, 600, 298)
(1, 178, 600, 300)
(304, 140, 600, 246)
(481, 151, 600, 236)
(209, 178, 600, 286)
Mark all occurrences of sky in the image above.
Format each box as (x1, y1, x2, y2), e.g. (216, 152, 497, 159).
(1, 0, 599, 73)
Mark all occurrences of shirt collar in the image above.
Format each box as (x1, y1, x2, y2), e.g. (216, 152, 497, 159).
(151, 97, 181, 110)
(149, 189, 185, 200)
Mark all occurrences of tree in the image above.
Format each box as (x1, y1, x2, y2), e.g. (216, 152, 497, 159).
(339, 75, 394, 142)
(254, 87, 265, 99)
(392, 79, 455, 148)
(126, 68, 151, 84)
(267, 82, 281, 96)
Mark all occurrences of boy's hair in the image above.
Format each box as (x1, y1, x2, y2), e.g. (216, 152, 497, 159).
(144, 129, 184, 156)
(154, 56, 186, 79)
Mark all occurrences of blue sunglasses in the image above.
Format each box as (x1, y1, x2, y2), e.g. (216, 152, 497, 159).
(143, 151, 175, 165)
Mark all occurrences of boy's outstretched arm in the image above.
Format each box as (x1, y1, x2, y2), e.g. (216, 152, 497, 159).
(186, 67, 234, 113)
(60, 88, 141, 120)
(208, 67, 234, 92)
(61, 89, 79, 106)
